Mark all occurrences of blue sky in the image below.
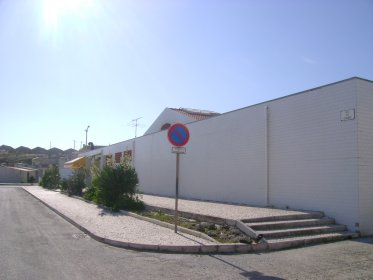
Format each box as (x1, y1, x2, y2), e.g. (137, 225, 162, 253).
(0, 0, 372, 150)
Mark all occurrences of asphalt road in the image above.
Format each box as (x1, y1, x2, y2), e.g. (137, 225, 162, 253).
(0, 186, 372, 280)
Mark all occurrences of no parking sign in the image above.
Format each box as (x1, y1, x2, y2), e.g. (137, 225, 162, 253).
(167, 123, 190, 232)
(167, 123, 190, 147)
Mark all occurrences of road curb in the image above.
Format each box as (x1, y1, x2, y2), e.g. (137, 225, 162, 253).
(22, 187, 268, 254)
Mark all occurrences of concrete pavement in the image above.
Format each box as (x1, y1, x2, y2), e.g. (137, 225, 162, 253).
(1, 186, 372, 279)
(23, 186, 335, 253)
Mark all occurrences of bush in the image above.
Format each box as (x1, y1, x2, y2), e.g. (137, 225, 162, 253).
(40, 165, 60, 189)
(61, 168, 86, 196)
(87, 161, 144, 211)
(83, 184, 97, 201)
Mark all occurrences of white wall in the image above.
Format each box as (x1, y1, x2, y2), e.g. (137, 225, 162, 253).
(268, 79, 359, 231)
(135, 133, 176, 196)
(80, 78, 372, 235)
(180, 106, 267, 205)
(357, 80, 373, 235)
(0, 167, 21, 183)
(141, 79, 361, 232)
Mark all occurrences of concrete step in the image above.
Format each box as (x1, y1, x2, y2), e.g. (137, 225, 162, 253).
(247, 217, 335, 230)
(241, 212, 324, 223)
(266, 231, 358, 251)
(259, 224, 347, 239)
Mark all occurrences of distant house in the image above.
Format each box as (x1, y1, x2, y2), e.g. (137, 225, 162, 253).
(0, 166, 38, 183)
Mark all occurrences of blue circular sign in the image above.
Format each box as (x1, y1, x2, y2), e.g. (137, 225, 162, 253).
(167, 124, 190, 147)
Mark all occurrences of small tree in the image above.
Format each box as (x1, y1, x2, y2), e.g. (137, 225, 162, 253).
(40, 165, 60, 189)
(87, 158, 144, 211)
(61, 168, 86, 196)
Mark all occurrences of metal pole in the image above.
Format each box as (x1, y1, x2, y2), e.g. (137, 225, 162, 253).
(265, 106, 270, 206)
(85, 125, 90, 146)
(174, 152, 180, 233)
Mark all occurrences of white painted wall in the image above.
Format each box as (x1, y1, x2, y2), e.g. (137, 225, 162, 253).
(134, 78, 366, 232)
(0, 167, 21, 183)
(357, 80, 373, 236)
(268, 79, 359, 231)
(80, 78, 373, 235)
(180, 105, 267, 205)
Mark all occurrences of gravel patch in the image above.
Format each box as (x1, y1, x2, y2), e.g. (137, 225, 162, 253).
(142, 194, 312, 220)
(23, 186, 216, 246)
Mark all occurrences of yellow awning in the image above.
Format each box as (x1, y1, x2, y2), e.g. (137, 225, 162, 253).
(64, 157, 86, 169)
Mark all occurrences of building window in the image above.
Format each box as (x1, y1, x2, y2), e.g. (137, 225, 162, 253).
(123, 150, 132, 159)
(161, 123, 171, 131)
(115, 152, 122, 163)
(105, 155, 113, 165)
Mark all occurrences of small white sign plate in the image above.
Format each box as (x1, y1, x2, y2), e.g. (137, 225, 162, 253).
(340, 109, 355, 121)
(172, 147, 186, 154)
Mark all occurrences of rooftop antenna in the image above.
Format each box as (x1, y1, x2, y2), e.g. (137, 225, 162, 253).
(130, 117, 142, 138)
(84, 125, 90, 146)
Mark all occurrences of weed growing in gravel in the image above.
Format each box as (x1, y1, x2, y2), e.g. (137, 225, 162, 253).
(138, 210, 253, 244)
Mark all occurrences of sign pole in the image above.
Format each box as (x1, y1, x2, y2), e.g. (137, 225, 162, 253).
(167, 123, 190, 234)
(174, 152, 180, 233)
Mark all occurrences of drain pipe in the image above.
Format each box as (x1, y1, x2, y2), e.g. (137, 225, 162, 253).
(265, 105, 270, 206)
(132, 140, 136, 167)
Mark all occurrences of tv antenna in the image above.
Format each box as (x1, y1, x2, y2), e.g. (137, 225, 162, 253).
(129, 117, 143, 138)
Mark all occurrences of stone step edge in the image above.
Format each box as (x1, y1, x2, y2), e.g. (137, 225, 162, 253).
(266, 232, 358, 251)
(241, 212, 324, 223)
(247, 217, 335, 230)
(22, 187, 267, 254)
(259, 225, 347, 238)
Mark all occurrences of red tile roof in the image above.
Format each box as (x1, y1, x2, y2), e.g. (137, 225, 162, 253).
(170, 108, 220, 121)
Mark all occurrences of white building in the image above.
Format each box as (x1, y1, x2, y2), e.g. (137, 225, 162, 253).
(79, 77, 373, 236)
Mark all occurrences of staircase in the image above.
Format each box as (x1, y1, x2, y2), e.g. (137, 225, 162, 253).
(243, 212, 358, 250)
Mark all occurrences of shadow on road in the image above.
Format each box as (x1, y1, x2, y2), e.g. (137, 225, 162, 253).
(209, 255, 285, 280)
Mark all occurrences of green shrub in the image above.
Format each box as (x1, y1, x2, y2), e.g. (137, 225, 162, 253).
(83, 175, 101, 203)
(40, 165, 60, 189)
(62, 168, 86, 196)
(83, 184, 97, 201)
(60, 178, 69, 191)
(89, 161, 144, 211)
